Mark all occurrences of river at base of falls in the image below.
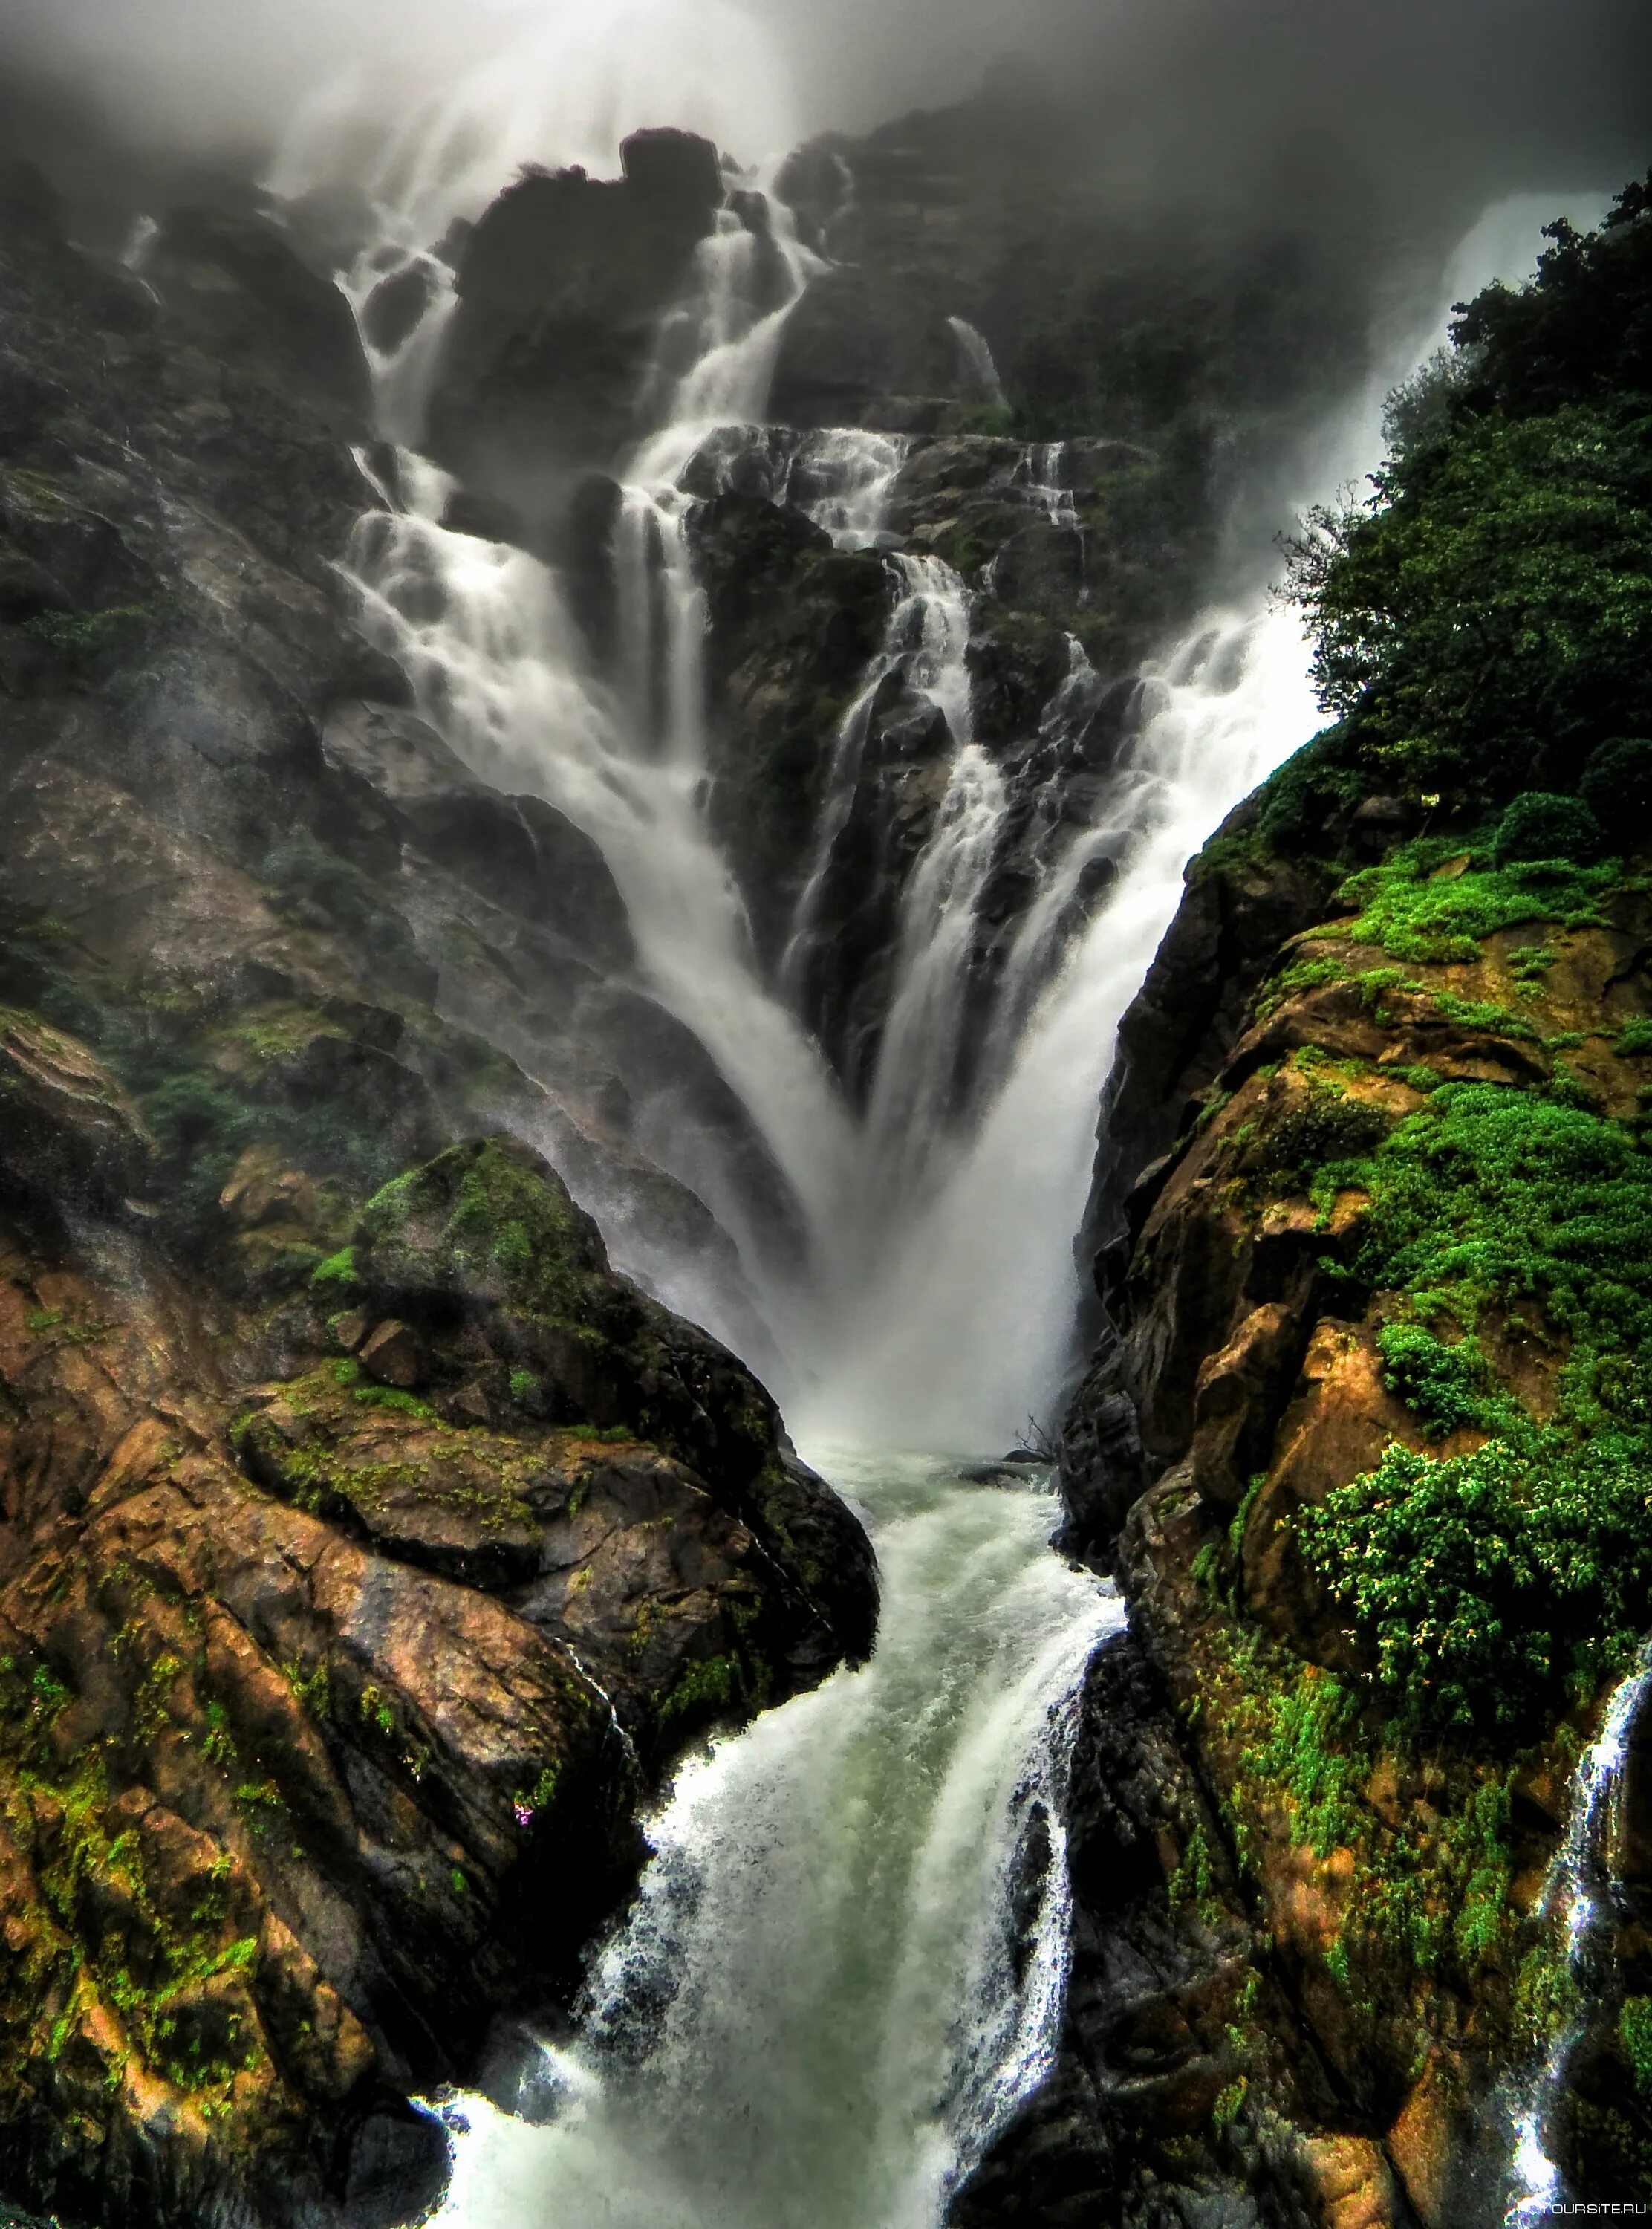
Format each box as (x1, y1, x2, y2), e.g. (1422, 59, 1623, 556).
(427, 1452, 1121, 2229)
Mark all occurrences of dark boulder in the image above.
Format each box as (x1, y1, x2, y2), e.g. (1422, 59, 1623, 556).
(426, 132, 724, 487)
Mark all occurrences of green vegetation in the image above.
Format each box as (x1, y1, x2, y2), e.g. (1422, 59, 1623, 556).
(1295, 1082, 1652, 1728)
(1205, 1634, 1522, 1997)
(1330, 837, 1616, 964)
(1621, 1995, 1652, 2092)
(1374, 1323, 1519, 1439)
(1256, 1075, 1390, 1190)
(20, 599, 175, 675)
(1581, 736, 1652, 837)
(1264, 179, 1652, 851)
(361, 1138, 592, 1326)
(655, 1652, 741, 1732)
(259, 831, 424, 984)
(1495, 791, 1604, 866)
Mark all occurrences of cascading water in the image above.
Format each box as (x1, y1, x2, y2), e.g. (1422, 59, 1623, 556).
(947, 316, 1009, 410)
(270, 67, 1616, 2214)
(431, 1457, 1122, 2229)
(1504, 1646, 1652, 2219)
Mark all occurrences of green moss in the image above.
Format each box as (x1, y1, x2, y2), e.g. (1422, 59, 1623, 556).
(1621, 1995, 1652, 2091)
(1515, 1937, 1579, 2053)
(1333, 839, 1616, 966)
(1212, 2075, 1247, 2129)
(1246, 1671, 1363, 1858)
(351, 1384, 435, 1418)
(1617, 1017, 1652, 1056)
(311, 1247, 360, 1290)
(512, 1763, 560, 1822)
(11, 1746, 268, 2099)
(655, 1653, 741, 1732)
(1254, 955, 1345, 1018)
(21, 600, 175, 671)
(1257, 1079, 1391, 1192)
(1167, 1822, 1223, 1930)
(362, 1139, 595, 1330)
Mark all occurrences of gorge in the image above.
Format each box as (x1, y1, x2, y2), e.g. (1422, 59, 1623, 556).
(0, 5, 1650, 2227)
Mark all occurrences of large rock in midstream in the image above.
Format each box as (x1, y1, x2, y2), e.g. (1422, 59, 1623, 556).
(426, 129, 726, 491)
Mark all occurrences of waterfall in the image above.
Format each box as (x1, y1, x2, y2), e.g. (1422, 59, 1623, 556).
(429, 1457, 1122, 2229)
(1504, 1647, 1652, 2220)
(798, 608, 1320, 1451)
(331, 160, 1601, 1451)
(780, 549, 975, 1005)
(947, 317, 1008, 411)
(263, 92, 1621, 2218)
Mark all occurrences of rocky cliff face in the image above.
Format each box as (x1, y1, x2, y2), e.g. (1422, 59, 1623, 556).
(0, 164, 875, 2228)
(1007, 183, 1652, 2228)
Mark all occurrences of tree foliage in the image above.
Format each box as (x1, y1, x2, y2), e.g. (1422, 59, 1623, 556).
(1271, 177, 1652, 842)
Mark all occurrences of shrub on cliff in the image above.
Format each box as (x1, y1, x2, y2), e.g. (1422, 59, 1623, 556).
(1303, 1438, 1652, 1730)
(1296, 1081, 1652, 1730)
(1581, 736, 1652, 837)
(1492, 791, 1603, 866)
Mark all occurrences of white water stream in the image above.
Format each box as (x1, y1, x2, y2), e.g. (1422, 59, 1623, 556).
(1506, 1645, 1652, 2220)
(268, 59, 1618, 2216)
(433, 1456, 1121, 2229)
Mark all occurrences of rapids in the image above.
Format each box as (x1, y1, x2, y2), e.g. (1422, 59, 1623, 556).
(430, 1456, 1121, 2229)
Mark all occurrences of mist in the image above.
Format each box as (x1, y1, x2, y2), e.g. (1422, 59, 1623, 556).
(2, 0, 1647, 247)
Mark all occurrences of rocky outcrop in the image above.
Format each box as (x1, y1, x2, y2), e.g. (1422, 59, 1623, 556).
(145, 207, 372, 426)
(0, 157, 876, 2229)
(426, 129, 727, 496)
(1009, 823, 1652, 2223)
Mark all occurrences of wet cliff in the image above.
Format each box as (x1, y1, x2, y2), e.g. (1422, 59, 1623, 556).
(0, 163, 877, 2228)
(970, 179, 1652, 2225)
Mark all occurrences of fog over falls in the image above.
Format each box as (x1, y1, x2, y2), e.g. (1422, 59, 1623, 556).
(2, 0, 1648, 247)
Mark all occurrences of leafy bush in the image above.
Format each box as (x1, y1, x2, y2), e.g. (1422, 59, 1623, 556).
(1295, 1080, 1652, 1728)
(1581, 737, 1652, 837)
(1302, 1438, 1652, 1731)
(1375, 1323, 1514, 1438)
(1493, 791, 1602, 866)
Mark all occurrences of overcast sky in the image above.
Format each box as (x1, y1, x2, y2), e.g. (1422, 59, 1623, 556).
(1, 0, 1647, 232)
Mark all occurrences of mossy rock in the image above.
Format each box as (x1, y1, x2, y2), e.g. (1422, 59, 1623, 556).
(357, 1135, 605, 1326)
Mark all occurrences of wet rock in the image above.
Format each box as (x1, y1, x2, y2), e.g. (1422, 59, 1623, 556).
(0, 165, 884, 2229)
(769, 265, 966, 430)
(427, 132, 723, 485)
(358, 1318, 423, 1390)
(360, 262, 435, 357)
(0, 1010, 155, 1213)
(322, 698, 635, 975)
(147, 207, 370, 424)
(439, 488, 528, 546)
(1188, 1301, 1304, 1511)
